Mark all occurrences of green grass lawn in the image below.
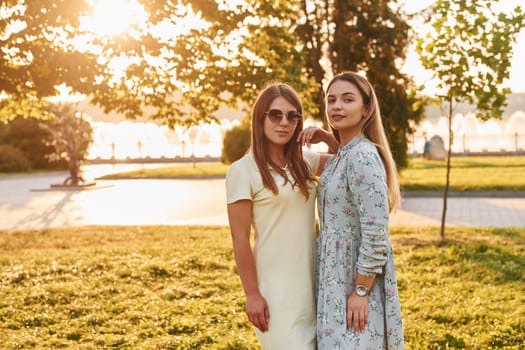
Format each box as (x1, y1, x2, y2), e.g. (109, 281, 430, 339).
(1, 226, 523, 349)
(400, 156, 525, 191)
(96, 155, 525, 192)
(97, 163, 230, 180)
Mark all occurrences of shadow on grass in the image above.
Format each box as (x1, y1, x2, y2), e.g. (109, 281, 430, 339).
(393, 227, 525, 284)
(430, 333, 467, 349)
(460, 243, 524, 283)
(487, 323, 525, 348)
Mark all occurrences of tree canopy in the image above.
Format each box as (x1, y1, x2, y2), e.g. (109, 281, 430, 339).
(417, 0, 524, 121)
(306, 0, 426, 167)
(0, 0, 102, 115)
(1, 0, 425, 167)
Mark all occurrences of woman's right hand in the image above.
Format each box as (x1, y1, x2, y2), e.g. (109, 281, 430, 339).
(347, 291, 369, 334)
(245, 292, 270, 332)
(297, 126, 328, 146)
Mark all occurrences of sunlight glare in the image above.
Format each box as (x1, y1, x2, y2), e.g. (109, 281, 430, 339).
(81, 0, 148, 37)
(48, 84, 85, 104)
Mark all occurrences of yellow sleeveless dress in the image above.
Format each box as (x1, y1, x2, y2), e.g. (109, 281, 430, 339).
(226, 150, 320, 349)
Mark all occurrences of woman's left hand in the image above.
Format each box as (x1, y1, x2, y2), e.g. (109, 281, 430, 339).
(346, 292, 368, 334)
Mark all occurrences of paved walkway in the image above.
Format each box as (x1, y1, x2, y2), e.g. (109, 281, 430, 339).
(389, 196, 525, 227)
(0, 164, 524, 230)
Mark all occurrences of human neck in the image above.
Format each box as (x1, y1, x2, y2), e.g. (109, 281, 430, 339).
(267, 145, 287, 167)
(339, 130, 362, 147)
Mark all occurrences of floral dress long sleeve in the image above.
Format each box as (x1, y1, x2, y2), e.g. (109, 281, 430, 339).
(316, 136, 404, 350)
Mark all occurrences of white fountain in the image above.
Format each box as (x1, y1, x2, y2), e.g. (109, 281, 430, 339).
(86, 110, 524, 161)
(409, 111, 525, 155)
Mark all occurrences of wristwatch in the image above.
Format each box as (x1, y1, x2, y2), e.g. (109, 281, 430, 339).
(355, 285, 369, 297)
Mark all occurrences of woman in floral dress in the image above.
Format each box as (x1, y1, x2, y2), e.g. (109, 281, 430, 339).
(303, 71, 404, 349)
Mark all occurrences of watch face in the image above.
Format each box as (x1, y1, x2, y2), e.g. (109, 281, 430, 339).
(356, 285, 368, 296)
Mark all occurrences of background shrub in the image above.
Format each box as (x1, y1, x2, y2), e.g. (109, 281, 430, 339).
(222, 122, 251, 164)
(0, 144, 31, 172)
(0, 116, 67, 170)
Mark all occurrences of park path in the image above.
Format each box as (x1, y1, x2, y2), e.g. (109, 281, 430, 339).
(0, 164, 524, 230)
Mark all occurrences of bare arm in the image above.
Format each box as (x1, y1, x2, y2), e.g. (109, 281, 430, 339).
(227, 199, 270, 332)
(298, 126, 339, 153)
(298, 126, 339, 175)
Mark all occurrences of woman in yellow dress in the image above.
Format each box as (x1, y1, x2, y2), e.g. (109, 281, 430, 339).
(226, 81, 336, 349)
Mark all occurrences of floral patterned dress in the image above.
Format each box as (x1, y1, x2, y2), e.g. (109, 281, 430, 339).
(316, 136, 404, 349)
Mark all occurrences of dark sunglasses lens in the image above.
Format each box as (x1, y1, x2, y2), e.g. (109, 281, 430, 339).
(268, 110, 284, 122)
(288, 111, 301, 121)
(267, 109, 301, 123)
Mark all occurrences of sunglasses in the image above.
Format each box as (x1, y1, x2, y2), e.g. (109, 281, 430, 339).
(265, 109, 302, 124)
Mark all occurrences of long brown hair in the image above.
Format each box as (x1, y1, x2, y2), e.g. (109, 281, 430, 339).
(325, 71, 400, 212)
(251, 82, 316, 199)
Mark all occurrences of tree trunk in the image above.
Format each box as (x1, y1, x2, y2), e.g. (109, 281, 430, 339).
(299, 1, 326, 126)
(67, 159, 80, 186)
(440, 99, 454, 239)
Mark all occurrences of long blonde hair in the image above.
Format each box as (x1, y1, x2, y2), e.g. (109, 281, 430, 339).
(326, 71, 400, 212)
(251, 82, 316, 199)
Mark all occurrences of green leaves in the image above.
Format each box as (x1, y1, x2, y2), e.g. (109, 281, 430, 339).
(309, 0, 424, 168)
(417, 0, 525, 120)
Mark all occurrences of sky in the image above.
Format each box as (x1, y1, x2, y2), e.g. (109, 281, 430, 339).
(400, 0, 525, 94)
